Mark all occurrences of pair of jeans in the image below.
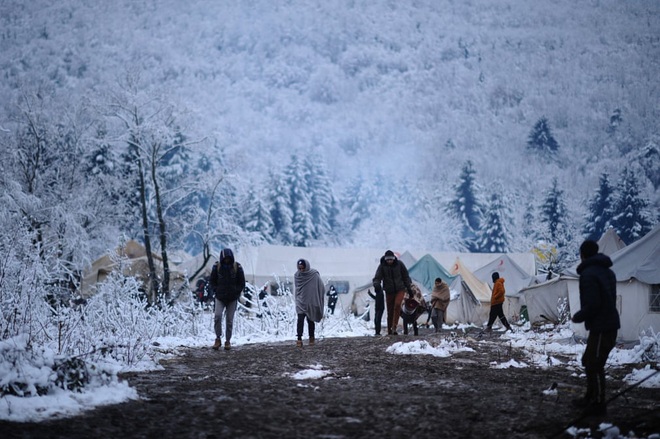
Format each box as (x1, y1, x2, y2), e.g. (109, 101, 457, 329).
(214, 299, 238, 342)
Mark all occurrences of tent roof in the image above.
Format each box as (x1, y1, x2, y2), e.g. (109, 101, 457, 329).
(235, 245, 384, 283)
(398, 250, 417, 268)
(449, 257, 491, 302)
(609, 224, 660, 284)
(408, 254, 456, 293)
(473, 254, 535, 297)
(597, 228, 627, 256)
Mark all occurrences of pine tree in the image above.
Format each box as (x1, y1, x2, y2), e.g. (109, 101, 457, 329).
(285, 154, 315, 247)
(343, 175, 371, 231)
(539, 178, 574, 273)
(447, 160, 482, 252)
(527, 117, 559, 156)
(304, 155, 338, 242)
(242, 188, 274, 243)
(583, 173, 615, 241)
(610, 167, 653, 245)
(476, 189, 510, 253)
(637, 139, 660, 190)
(268, 171, 293, 245)
(540, 178, 571, 246)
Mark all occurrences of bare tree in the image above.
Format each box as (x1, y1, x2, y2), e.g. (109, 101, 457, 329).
(105, 72, 179, 302)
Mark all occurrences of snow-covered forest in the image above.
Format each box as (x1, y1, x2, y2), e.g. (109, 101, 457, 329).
(0, 0, 659, 416)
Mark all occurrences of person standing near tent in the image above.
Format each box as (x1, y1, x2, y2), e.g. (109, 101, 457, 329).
(483, 272, 512, 333)
(571, 240, 620, 416)
(294, 259, 325, 347)
(327, 285, 338, 315)
(430, 277, 450, 332)
(372, 250, 414, 335)
(210, 248, 245, 351)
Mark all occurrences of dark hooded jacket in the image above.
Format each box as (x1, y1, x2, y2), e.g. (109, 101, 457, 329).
(372, 255, 413, 295)
(209, 248, 246, 304)
(572, 253, 620, 332)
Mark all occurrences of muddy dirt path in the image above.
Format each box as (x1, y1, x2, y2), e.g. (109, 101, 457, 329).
(1, 329, 658, 438)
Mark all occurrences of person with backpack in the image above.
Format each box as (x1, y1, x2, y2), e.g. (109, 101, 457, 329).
(372, 250, 414, 335)
(209, 248, 245, 351)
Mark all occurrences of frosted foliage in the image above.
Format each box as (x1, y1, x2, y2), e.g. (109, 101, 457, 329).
(0, 0, 657, 254)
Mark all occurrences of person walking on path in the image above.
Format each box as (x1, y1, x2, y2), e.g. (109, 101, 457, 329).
(294, 259, 325, 347)
(483, 272, 512, 334)
(210, 248, 245, 351)
(430, 277, 450, 332)
(571, 240, 620, 416)
(372, 250, 414, 335)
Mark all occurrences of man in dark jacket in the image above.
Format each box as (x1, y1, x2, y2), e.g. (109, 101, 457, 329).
(209, 248, 245, 351)
(571, 240, 620, 416)
(372, 250, 414, 335)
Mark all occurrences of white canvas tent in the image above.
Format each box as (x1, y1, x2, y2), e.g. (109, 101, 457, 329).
(520, 276, 570, 325)
(80, 240, 186, 299)
(235, 245, 385, 314)
(597, 228, 627, 256)
(474, 254, 537, 323)
(446, 257, 493, 325)
(568, 225, 660, 342)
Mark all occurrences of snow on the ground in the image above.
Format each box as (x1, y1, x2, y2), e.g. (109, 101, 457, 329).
(1, 316, 658, 424)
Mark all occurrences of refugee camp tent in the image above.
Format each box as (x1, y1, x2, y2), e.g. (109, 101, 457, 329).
(80, 240, 186, 299)
(175, 251, 216, 283)
(398, 250, 418, 269)
(568, 224, 660, 342)
(428, 251, 536, 278)
(474, 255, 537, 323)
(597, 228, 627, 256)
(408, 254, 456, 295)
(520, 276, 570, 325)
(235, 245, 385, 314)
(446, 258, 493, 325)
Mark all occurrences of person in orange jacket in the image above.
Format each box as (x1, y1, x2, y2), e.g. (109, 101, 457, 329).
(484, 271, 512, 333)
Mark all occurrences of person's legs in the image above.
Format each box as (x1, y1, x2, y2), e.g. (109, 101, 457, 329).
(385, 293, 395, 334)
(212, 299, 226, 349)
(431, 308, 439, 332)
(486, 304, 501, 329)
(214, 299, 226, 340)
(296, 313, 306, 340)
(391, 290, 405, 334)
(224, 300, 238, 343)
(582, 330, 617, 409)
(497, 306, 512, 331)
(308, 319, 315, 344)
(374, 298, 384, 335)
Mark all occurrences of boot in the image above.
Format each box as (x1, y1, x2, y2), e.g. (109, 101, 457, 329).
(296, 340, 303, 348)
(309, 337, 315, 346)
(224, 341, 231, 351)
(212, 339, 221, 350)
